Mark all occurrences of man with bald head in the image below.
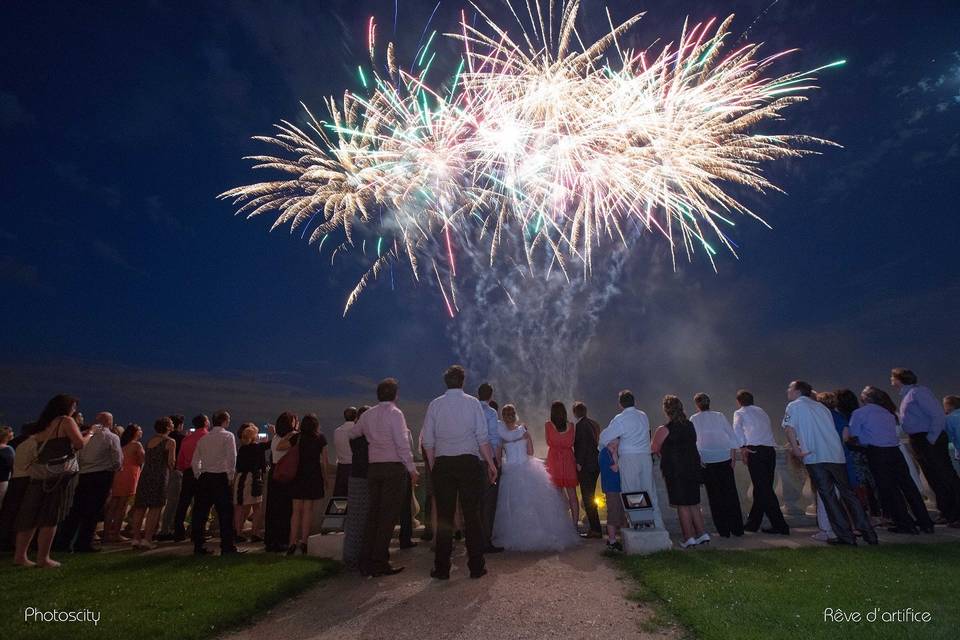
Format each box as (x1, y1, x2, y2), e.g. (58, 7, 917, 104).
(55, 411, 122, 552)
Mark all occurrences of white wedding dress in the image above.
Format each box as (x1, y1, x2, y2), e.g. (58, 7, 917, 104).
(492, 424, 581, 552)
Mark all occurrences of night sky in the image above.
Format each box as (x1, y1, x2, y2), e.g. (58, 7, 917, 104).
(2, 0, 958, 439)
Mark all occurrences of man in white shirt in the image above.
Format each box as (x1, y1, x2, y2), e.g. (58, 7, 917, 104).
(191, 410, 241, 555)
(732, 390, 789, 534)
(598, 390, 663, 529)
(332, 407, 357, 497)
(56, 411, 123, 552)
(421, 365, 497, 580)
(690, 394, 744, 537)
(782, 381, 876, 546)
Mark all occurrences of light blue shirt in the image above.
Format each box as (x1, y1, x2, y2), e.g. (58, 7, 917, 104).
(898, 384, 945, 444)
(946, 409, 960, 460)
(849, 404, 900, 448)
(481, 404, 502, 452)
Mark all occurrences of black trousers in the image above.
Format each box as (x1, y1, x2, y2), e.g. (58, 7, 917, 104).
(433, 455, 485, 576)
(55, 470, 113, 550)
(480, 461, 500, 545)
(866, 445, 933, 530)
(744, 445, 789, 532)
(398, 471, 414, 544)
(173, 468, 197, 537)
(192, 472, 235, 552)
(702, 461, 744, 536)
(264, 468, 293, 551)
(333, 463, 351, 497)
(578, 467, 602, 533)
(807, 463, 876, 544)
(909, 432, 960, 522)
(361, 462, 407, 574)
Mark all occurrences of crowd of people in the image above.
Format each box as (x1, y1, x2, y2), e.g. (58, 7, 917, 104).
(0, 365, 958, 576)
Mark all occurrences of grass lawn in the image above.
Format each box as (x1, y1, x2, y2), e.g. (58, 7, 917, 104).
(620, 542, 959, 640)
(0, 551, 339, 640)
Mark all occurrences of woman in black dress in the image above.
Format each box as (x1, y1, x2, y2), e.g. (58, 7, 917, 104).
(233, 423, 267, 541)
(278, 413, 329, 554)
(264, 412, 297, 552)
(652, 395, 708, 548)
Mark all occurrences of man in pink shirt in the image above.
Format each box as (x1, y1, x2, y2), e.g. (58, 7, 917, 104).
(170, 414, 209, 541)
(356, 378, 418, 577)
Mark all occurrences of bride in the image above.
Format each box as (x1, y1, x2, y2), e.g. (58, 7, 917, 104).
(492, 404, 581, 552)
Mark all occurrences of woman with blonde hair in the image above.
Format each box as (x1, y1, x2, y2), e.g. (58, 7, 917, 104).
(130, 418, 176, 549)
(234, 423, 267, 541)
(492, 404, 580, 551)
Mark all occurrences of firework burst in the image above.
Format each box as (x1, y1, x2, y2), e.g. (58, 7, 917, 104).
(220, 0, 843, 314)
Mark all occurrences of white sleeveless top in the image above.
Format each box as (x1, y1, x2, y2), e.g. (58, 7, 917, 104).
(499, 424, 529, 466)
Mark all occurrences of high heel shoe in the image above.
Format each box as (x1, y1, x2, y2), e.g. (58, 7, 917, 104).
(299, 543, 308, 555)
(285, 544, 297, 556)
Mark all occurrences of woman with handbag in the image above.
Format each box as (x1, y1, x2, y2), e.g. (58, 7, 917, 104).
(264, 412, 298, 552)
(14, 394, 92, 568)
(279, 413, 329, 555)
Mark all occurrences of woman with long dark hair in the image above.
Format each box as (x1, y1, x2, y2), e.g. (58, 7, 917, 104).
(491, 404, 581, 551)
(834, 389, 881, 517)
(652, 395, 708, 548)
(847, 386, 934, 534)
(264, 412, 297, 552)
(545, 401, 579, 527)
(14, 394, 92, 567)
(279, 414, 329, 554)
(104, 424, 144, 542)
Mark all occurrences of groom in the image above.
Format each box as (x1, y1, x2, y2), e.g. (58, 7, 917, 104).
(421, 365, 499, 580)
(599, 390, 664, 529)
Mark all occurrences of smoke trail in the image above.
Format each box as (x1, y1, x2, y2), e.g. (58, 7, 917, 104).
(447, 237, 630, 451)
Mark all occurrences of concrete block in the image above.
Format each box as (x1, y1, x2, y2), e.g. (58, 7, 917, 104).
(621, 527, 673, 555)
(306, 532, 343, 558)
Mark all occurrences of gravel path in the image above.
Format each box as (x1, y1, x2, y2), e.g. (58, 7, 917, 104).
(223, 539, 678, 640)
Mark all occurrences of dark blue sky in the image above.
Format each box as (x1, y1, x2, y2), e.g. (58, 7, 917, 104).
(2, 0, 958, 434)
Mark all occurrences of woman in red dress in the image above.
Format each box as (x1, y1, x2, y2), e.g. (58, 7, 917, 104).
(545, 402, 580, 528)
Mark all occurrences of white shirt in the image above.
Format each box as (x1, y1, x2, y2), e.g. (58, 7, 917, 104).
(333, 422, 354, 464)
(733, 405, 776, 447)
(78, 427, 123, 474)
(420, 389, 489, 459)
(781, 396, 845, 465)
(691, 411, 739, 463)
(191, 426, 237, 479)
(270, 436, 288, 464)
(598, 407, 651, 455)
